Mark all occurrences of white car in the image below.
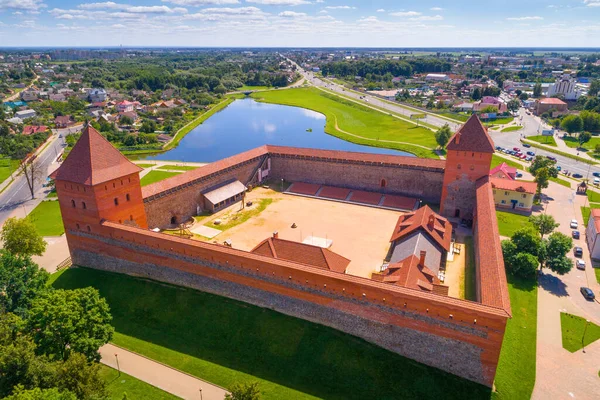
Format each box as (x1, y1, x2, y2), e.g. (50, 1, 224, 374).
(576, 259, 586, 270)
(570, 219, 578, 229)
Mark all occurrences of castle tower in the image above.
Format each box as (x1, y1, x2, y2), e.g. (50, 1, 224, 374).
(50, 125, 148, 242)
(440, 115, 494, 219)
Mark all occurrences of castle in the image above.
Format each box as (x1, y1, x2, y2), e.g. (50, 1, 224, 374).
(51, 114, 510, 387)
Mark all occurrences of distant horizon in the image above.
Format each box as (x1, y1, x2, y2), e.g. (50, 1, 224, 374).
(2, 46, 600, 51)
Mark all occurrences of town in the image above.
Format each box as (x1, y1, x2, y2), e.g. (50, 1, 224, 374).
(1, 3, 600, 400)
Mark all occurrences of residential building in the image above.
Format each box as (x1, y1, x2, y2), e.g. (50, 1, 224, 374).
(22, 125, 48, 135)
(547, 74, 585, 100)
(116, 100, 134, 113)
(20, 90, 38, 102)
(535, 97, 568, 116)
(425, 73, 450, 81)
(473, 96, 508, 113)
(14, 109, 36, 120)
(490, 179, 536, 212)
(586, 209, 600, 260)
(489, 162, 517, 180)
(88, 88, 107, 103)
(55, 115, 75, 128)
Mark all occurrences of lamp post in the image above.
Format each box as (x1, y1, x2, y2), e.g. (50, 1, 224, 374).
(199, 388, 203, 400)
(115, 353, 120, 376)
(582, 319, 591, 353)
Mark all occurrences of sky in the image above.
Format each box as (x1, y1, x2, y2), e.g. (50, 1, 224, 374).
(0, 0, 600, 48)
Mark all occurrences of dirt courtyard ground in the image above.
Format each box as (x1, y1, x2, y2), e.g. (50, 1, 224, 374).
(211, 187, 401, 278)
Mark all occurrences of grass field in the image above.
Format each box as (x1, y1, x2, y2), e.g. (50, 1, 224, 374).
(99, 365, 180, 400)
(0, 157, 19, 184)
(237, 85, 271, 91)
(562, 136, 600, 152)
(252, 87, 439, 159)
(522, 140, 597, 165)
(492, 276, 537, 399)
(495, 210, 533, 237)
(135, 163, 156, 168)
(157, 165, 198, 172)
(462, 236, 477, 301)
(595, 268, 600, 284)
(52, 268, 490, 400)
(586, 189, 600, 203)
(526, 135, 558, 147)
(501, 126, 523, 133)
(491, 154, 523, 170)
(437, 112, 470, 122)
(212, 198, 273, 231)
(550, 176, 572, 188)
(581, 203, 600, 225)
(140, 170, 181, 187)
(27, 200, 64, 236)
(560, 313, 600, 353)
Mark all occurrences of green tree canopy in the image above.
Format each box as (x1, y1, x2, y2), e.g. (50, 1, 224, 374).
(225, 382, 261, 400)
(545, 232, 573, 261)
(529, 214, 559, 238)
(4, 387, 76, 400)
(561, 114, 584, 134)
(589, 79, 600, 97)
(27, 288, 114, 362)
(578, 131, 592, 147)
(0, 252, 49, 316)
(507, 99, 521, 112)
(510, 252, 539, 280)
(434, 124, 453, 148)
(533, 83, 542, 98)
(511, 228, 542, 256)
(0, 218, 46, 257)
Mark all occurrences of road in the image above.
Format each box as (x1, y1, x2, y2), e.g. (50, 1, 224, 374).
(286, 58, 462, 131)
(0, 126, 81, 225)
(3, 75, 39, 102)
(489, 108, 600, 178)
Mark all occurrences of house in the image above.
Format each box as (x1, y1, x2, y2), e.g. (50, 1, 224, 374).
(116, 100, 134, 113)
(14, 109, 36, 120)
(473, 97, 508, 113)
(585, 209, 600, 260)
(453, 102, 474, 112)
(20, 90, 38, 102)
(372, 205, 451, 295)
(251, 232, 350, 274)
(49, 93, 66, 102)
(156, 133, 171, 143)
(55, 115, 75, 128)
(490, 178, 536, 212)
(118, 111, 138, 123)
(88, 88, 107, 103)
(489, 162, 517, 180)
(535, 97, 568, 116)
(425, 73, 450, 81)
(22, 125, 48, 135)
(547, 74, 585, 100)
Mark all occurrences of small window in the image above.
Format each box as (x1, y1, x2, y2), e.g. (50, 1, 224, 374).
(87, 225, 91, 232)
(121, 180, 123, 185)
(105, 185, 107, 191)
(505, 191, 508, 195)
(114, 198, 119, 206)
(76, 223, 80, 229)
(472, 153, 475, 157)
(82, 202, 87, 209)
(171, 216, 177, 225)
(501, 200, 506, 204)
(380, 179, 386, 188)
(71, 199, 75, 208)
(113, 182, 116, 188)
(519, 203, 524, 207)
(126, 194, 130, 201)
(522, 194, 526, 198)
(457, 164, 461, 170)
(128, 178, 131, 183)
(470, 165, 474, 170)
(130, 215, 133, 221)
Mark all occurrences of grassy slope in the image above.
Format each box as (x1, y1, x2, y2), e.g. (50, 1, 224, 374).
(492, 276, 537, 400)
(134, 163, 156, 168)
(562, 136, 600, 151)
(27, 200, 64, 236)
(560, 313, 600, 353)
(495, 210, 533, 237)
(52, 268, 490, 400)
(501, 126, 523, 133)
(156, 165, 198, 171)
(527, 135, 558, 147)
(140, 171, 181, 187)
(462, 236, 477, 301)
(251, 87, 439, 159)
(491, 154, 523, 170)
(0, 157, 19, 184)
(99, 365, 180, 400)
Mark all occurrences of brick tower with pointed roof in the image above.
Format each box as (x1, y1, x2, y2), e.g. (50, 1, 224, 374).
(50, 125, 148, 242)
(440, 114, 495, 219)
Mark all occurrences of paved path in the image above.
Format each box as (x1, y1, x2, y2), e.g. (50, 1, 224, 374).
(100, 344, 229, 400)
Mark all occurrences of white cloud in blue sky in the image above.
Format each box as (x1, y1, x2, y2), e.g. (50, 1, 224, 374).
(0, 0, 599, 46)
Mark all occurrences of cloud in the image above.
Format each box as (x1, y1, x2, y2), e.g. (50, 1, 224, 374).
(584, 1, 600, 7)
(0, 0, 45, 11)
(162, 0, 239, 5)
(376, 9, 385, 12)
(430, 7, 443, 11)
(325, 6, 356, 10)
(411, 15, 443, 21)
(56, 13, 75, 19)
(247, 0, 310, 5)
(201, 6, 263, 14)
(358, 16, 378, 23)
(390, 11, 421, 17)
(78, 2, 123, 9)
(127, 5, 186, 13)
(506, 16, 543, 20)
(278, 10, 306, 17)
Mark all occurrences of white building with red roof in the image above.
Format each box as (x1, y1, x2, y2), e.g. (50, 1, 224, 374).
(586, 209, 600, 261)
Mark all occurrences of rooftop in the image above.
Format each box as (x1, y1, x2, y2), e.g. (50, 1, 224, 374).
(490, 178, 537, 194)
(446, 114, 495, 153)
(389, 205, 452, 252)
(489, 162, 517, 180)
(539, 97, 567, 105)
(372, 254, 448, 295)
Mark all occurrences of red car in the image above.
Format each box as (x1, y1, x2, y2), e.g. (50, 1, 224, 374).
(513, 147, 520, 152)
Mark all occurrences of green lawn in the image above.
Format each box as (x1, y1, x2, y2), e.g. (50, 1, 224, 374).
(157, 165, 198, 172)
(237, 85, 271, 91)
(526, 135, 558, 147)
(437, 112, 470, 122)
(491, 154, 523, 170)
(487, 116, 514, 125)
(212, 198, 273, 231)
(252, 87, 439, 159)
(522, 139, 596, 165)
(560, 313, 600, 353)
(562, 135, 600, 152)
(461, 236, 477, 301)
(500, 126, 523, 133)
(581, 203, 600, 225)
(99, 365, 180, 400)
(0, 157, 19, 184)
(550, 176, 572, 188)
(134, 163, 156, 169)
(492, 276, 537, 400)
(595, 268, 600, 284)
(27, 200, 64, 236)
(140, 170, 182, 187)
(586, 189, 600, 203)
(52, 268, 490, 400)
(495, 210, 533, 237)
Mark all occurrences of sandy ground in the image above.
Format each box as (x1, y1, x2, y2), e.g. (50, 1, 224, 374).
(444, 240, 466, 299)
(209, 187, 401, 279)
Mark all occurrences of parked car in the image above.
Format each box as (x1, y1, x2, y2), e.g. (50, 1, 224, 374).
(576, 259, 586, 270)
(526, 151, 535, 156)
(572, 230, 580, 239)
(516, 172, 523, 178)
(546, 156, 557, 161)
(556, 166, 562, 171)
(523, 143, 531, 148)
(570, 219, 579, 229)
(580, 287, 595, 300)
(573, 173, 583, 178)
(574, 246, 583, 257)
(593, 172, 600, 178)
(513, 147, 520, 152)
(594, 177, 600, 185)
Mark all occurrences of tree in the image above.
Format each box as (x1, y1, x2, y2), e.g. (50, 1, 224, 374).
(0, 252, 49, 316)
(27, 288, 114, 362)
(18, 158, 43, 200)
(225, 382, 261, 400)
(4, 387, 76, 400)
(519, 92, 529, 101)
(533, 83, 542, 98)
(434, 124, 452, 148)
(545, 232, 573, 261)
(509, 252, 539, 280)
(560, 114, 584, 135)
(529, 214, 559, 239)
(471, 87, 481, 101)
(529, 156, 558, 197)
(545, 256, 572, 275)
(119, 115, 133, 125)
(53, 353, 107, 400)
(511, 228, 542, 256)
(0, 217, 47, 257)
(589, 79, 600, 97)
(578, 131, 592, 148)
(507, 99, 521, 112)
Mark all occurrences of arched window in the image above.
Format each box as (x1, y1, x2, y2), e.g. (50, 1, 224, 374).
(82, 202, 87, 209)
(114, 198, 119, 206)
(171, 216, 177, 225)
(126, 194, 130, 201)
(470, 165, 475, 170)
(76, 223, 80, 229)
(71, 199, 76, 208)
(130, 215, 133, 221)
(380, 179, 387, 188)
(457, 164, 462, 170)
(86, 225, 91, 232)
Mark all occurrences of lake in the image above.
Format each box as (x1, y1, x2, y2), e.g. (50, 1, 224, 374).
(142, 98, 411, 163)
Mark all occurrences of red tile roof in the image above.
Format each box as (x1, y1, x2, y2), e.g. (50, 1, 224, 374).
(490, 177, 537, 194)
(288, 182, 321, 196)
(349, 190, 382, 205)
(22, 125, 47, 135)
(489, 162, 516, 180)
(446, 114, 495, 153)
(590, 209, 600, 234)
(475, 178, 511, 316)
(50, 124, 142, 185)
(539, 97, 567, 105)
(372, 254, 448, 295)
(251, 236, 350, 273)
(318, 186, 351, 200)
(381, 194, 418, 210)
(390, 205, 452, 252)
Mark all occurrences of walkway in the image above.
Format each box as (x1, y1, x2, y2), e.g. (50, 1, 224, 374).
(100, 344, 229, 400)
